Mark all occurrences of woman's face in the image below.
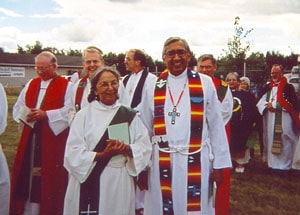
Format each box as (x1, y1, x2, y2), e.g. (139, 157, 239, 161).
(95, 71, 119, 105)
(226, 74, 239, 90)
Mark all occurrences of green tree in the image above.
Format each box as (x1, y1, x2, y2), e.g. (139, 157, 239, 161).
(25, 41, 43, 54)
(220, 16, 253, 76)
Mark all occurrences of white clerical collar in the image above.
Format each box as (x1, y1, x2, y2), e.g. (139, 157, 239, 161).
(40, 78, 52, 89)
(168, 68, 188, 82)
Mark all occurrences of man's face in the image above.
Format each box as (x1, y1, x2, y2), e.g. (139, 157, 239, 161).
(163, 40, 191, 76)
(271, 66, 283, 82)
(197, 59, 216, 78)
(83, 52, 104, 77)
(124, 51, 138, 73)
(35, 55, 56, 81)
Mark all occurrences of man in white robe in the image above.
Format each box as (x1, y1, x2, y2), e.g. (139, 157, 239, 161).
(142, 37, 232, 215)
(122, 49, 157, 214)
(197, 54, 232, 215)
(257, 64, 299, 170)
(0, 82, 10, 215)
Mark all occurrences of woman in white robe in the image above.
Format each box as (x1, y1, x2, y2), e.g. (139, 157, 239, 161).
(63, 66, 152, 215)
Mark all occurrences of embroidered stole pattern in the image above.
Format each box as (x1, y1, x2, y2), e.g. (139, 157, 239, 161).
(79, 106, 137, 214)
(154, 69, 204, 214)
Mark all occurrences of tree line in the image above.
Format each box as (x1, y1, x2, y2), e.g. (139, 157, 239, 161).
(1, 17, 299, 85)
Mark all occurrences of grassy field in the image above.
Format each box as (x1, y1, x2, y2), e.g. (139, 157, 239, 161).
(1, 88, 300, 215)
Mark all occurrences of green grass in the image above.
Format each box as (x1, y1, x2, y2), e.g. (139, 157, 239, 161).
(1, 88, 300, 215)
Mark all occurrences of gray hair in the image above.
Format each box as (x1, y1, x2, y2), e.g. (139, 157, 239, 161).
(162, 37, 191, 58)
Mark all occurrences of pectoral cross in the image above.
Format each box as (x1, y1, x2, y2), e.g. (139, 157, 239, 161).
(168, 106, 180, 124)
(80, 204, 97, 214)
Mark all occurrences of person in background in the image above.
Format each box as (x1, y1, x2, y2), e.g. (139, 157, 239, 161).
(0, 82, 10, 215)
(239, 76, 262, 158)
(257, 64, 300, 171)
(226, 72, 256, 173)
(142, 37, 232, 215)
(66, 46, 105, 124)
(63, 66, 152, 215)
(197, 54, 232, 215)
(123, 49, 157, 215)
(11, 51, 73, 215)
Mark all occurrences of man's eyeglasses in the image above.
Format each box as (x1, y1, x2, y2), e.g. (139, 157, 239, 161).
(35, 64, 53, 71)
(165, 49, 187, 58)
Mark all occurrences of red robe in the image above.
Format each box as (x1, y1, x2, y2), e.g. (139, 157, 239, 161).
(10, 76, 69, 215)
(213, 77, 231, 215)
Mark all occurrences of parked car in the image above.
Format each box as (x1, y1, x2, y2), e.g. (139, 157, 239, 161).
(288, 77, 300, 94)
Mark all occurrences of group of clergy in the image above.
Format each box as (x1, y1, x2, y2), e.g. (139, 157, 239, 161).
(3, 37, 300, 215)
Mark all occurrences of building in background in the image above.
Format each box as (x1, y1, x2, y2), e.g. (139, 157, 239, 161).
(0, 53, 82, 87)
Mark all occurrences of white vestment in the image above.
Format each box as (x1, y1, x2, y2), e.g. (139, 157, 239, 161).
(257, 87, 299, 170)
(0, 83, 9, 215)
(121, 70, 157, 209)
(142, 70, 232, 215)
(121, 70, 157, 137)
(63, 101, 152, 215)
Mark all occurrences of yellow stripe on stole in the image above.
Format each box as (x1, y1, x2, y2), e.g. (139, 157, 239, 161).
(191, 111, 203, 116)
(161, 186, 172, 191)
(188, 172, 201, 176)
(154, 124, 166, 129)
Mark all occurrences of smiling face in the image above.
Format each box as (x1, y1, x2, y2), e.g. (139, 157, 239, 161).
(226, 73, 239, 90)
(270, 65, 283, 83)
(95, 71, 119, 105)
(162, 40, 191, 76)
(83, 51, 104, 77)
(35, 55, 56, 81)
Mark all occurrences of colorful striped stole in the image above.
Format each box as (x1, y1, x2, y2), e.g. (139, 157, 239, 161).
(154, 69, 204, 214)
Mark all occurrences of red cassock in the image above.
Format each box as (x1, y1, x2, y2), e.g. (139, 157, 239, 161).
(10, 77, 69, 215)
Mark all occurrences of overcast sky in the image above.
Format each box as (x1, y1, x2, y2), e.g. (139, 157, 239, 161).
(1, 0, 300, 61)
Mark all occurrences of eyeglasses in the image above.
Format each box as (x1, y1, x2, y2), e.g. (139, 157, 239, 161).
(35, 64, 53, 71)
(165, 49, 187, 58)
(97, 80, 119, 89)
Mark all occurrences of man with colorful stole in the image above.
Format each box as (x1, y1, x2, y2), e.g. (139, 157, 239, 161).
(11, 51, 73, 215)
(142, 37, 232, 215)
(197, 54, 232, 215)
(257, 64, 300, 170)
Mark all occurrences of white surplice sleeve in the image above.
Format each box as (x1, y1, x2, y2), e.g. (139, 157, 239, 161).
(201, 74, 232, 169)
(126, 114, 152, 176)
(63, 108, 97, 183)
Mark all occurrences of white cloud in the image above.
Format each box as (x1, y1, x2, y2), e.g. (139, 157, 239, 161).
(1, 0, 300, 60)
(0, 7, 22, 17)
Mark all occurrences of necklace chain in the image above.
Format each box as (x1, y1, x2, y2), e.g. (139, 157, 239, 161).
(168, 82, 187, 108)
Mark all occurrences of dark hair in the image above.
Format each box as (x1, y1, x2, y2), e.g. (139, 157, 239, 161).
(130, 49, 146, 67)
(162, 37, 191, 58)
(197, 54, 217, 66)
(87, 66, 120, 102)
